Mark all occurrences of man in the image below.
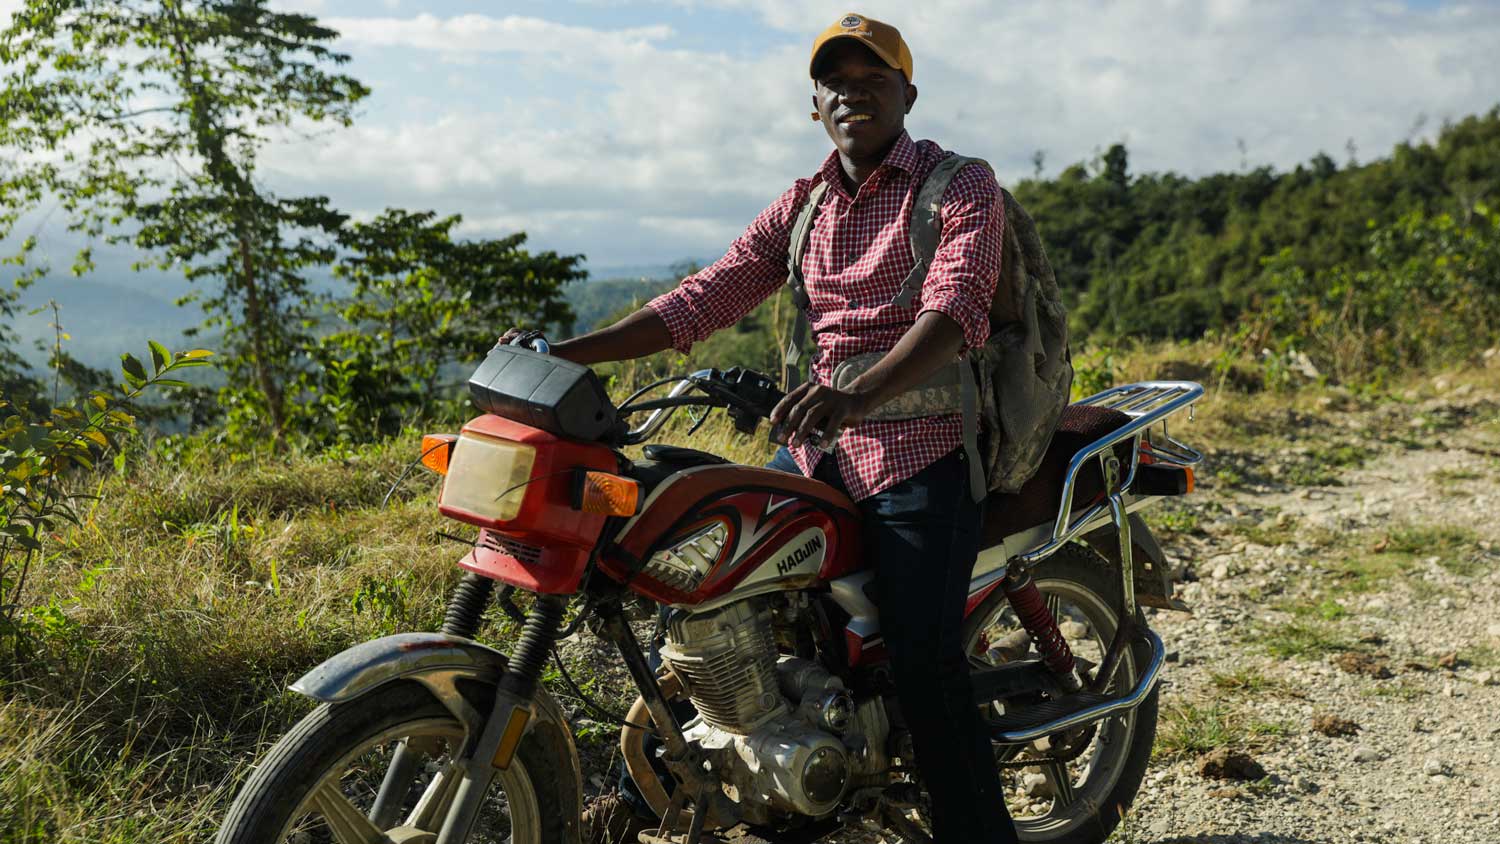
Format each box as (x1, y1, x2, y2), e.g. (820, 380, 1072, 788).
(511, 13, 1017, 843)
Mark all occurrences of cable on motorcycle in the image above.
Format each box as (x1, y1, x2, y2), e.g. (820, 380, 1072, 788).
(616, 373, 691, 411)
(379, 439, 454, 509)
(685, 405, 713, 436)
(548, 645, 658, 736)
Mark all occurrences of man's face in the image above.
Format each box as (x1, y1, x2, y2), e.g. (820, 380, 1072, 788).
(812, 40, 917, 165)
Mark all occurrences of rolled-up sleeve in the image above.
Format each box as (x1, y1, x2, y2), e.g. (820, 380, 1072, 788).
(646, 180, 814, 353)
(917, 163, 1004, 350)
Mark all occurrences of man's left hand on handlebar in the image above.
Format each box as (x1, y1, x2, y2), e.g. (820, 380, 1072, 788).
(770, 382, 871, 449)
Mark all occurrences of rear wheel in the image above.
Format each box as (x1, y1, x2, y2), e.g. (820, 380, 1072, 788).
(961, 543, 1159, 844)
(217, 681, 576, 844)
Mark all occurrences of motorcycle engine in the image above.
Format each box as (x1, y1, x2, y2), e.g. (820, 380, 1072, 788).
(659, 597, 887, 822)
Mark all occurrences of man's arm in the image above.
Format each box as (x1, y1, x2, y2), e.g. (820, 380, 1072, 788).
(508, 180, 813, 366)
(550, 307, 673, 366)
(772, 163, 1003, 447)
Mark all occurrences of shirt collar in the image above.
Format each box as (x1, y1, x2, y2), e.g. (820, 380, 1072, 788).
(817, 130, 918, 196)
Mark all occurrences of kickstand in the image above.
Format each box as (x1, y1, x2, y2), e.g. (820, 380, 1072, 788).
(878, 793, 934, 844)
(639, 784, 709, 844)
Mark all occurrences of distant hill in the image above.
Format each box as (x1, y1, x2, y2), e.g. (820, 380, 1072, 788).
(14, 276, 202, 371)
(564, 277, 677, 336)
(10, 266, 687, 372)
(1015, 106, 1500, 339)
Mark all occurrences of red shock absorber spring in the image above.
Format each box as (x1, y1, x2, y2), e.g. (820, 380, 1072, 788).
(1002, 570, 1076, 678)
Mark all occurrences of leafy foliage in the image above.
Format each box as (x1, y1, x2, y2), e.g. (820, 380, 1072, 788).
(299, 209, 585, 444)
(0, 341, 212, 660)
(1232, 205, 1500, 386)
(0, 0, 368, 437)
(1012, 109, 1500, 344)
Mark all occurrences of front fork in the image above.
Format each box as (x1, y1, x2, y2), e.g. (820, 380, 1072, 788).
(424, 574, 567, 844)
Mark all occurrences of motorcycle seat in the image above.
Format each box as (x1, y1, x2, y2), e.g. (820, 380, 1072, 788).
(627, 445, 732, 492)
(641, 444, 729, 466)
(980, 405, 1134, 549)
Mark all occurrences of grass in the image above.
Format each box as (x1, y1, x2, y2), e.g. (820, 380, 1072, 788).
(1272, 594, 1349, 621)
(1154, 699, 1292, 761)
(1210, 666, 1305, 698)
(1324, 550, 1417, 593)
(1282, 442, 1374, 487)
(1463, 644, 1500, 669)
(1362, 681, 1429, 701)
(1430, 467, 1483, 482)
(0, 434, 516, 842)
(1147, 504, 1201, 537)
(1250, 620, 1354, 660)
(1154, 701, 1241, 760)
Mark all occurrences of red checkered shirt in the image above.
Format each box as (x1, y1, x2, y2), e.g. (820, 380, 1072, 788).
(647, 131, 1004, 501)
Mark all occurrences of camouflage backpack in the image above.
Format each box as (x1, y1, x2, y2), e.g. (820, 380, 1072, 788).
(782, 155, 1073, 501)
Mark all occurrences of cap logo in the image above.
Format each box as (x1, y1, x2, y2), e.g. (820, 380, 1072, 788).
(840, 14, 862, 28)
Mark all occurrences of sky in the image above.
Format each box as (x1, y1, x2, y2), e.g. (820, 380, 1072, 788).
(5, 0, 1500, 276)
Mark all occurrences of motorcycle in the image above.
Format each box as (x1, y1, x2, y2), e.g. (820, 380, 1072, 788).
(217, 338, 1203, 844)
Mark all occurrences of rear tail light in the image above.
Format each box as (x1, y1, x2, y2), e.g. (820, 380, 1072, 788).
(1132, 463, 1194, 496)
(439, 431, 538, 522)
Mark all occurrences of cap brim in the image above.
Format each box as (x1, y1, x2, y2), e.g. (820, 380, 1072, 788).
(809, 33, 903, 78)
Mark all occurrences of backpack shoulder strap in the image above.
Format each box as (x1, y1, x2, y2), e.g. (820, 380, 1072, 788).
(783, 180, 829, 390)
(890, 155, 995, 308)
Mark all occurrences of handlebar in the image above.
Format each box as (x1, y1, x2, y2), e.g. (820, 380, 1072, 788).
(505, 334, 782, 447)
(618, 366, 786, 446)
(619, 370, 715, 445)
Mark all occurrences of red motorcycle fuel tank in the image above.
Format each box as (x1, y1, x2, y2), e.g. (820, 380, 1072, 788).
(440, 414, 618, 594)
(601, 464, 863, 606)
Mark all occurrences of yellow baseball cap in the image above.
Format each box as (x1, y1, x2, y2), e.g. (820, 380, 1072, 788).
(809, 13, 914, 82)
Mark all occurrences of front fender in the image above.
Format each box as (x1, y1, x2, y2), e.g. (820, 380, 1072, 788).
(289, 632, 582, 823)
(291, 632, 506, 706)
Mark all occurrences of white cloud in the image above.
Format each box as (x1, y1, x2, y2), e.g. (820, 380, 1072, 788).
(256, 3, 1500, 268)
(324, 13, 673, 60)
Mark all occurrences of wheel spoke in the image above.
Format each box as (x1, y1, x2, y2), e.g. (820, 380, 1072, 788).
(369, 741, 422, 829)
(405, 761, 461, 831)
(312, 780, 389, 844)
(1045, 592, 1063, 625)
(1042, 758, 1076, 809)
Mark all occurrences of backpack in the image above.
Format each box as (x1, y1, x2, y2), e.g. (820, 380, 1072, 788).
(782, 155, 1073, 501)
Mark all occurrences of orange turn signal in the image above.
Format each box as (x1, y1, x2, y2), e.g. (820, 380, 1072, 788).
(1183, 466, 1196, 494)
(576, 470, 641, 516)
(421, 434, 458, 475)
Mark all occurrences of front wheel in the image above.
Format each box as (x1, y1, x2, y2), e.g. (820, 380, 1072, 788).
(217, 680, 577, 844)
(962, 543, 1160, 844)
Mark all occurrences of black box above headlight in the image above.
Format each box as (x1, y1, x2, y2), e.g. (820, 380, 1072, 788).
(467, 345, 621, 442)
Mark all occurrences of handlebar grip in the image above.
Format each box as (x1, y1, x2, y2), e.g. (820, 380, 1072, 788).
(500, 331, 550, 355)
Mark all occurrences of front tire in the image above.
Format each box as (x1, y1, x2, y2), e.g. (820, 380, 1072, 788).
(217, 681, 578, 844)
(962, 543, 1159, 844)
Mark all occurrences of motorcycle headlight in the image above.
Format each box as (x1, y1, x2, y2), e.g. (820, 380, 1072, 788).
(439, 431, 537, 523)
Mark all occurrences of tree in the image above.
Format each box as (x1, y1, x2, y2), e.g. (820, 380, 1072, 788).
(307, 209, 584, 441)
(0, 0, 369, 437)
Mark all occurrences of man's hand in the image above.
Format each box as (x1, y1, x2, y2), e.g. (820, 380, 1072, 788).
(496, 327, 545, 348)
(770, 382, 871, 449)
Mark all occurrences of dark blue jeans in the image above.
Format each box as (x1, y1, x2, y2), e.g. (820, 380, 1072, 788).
(622, 448, 1015, 843)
